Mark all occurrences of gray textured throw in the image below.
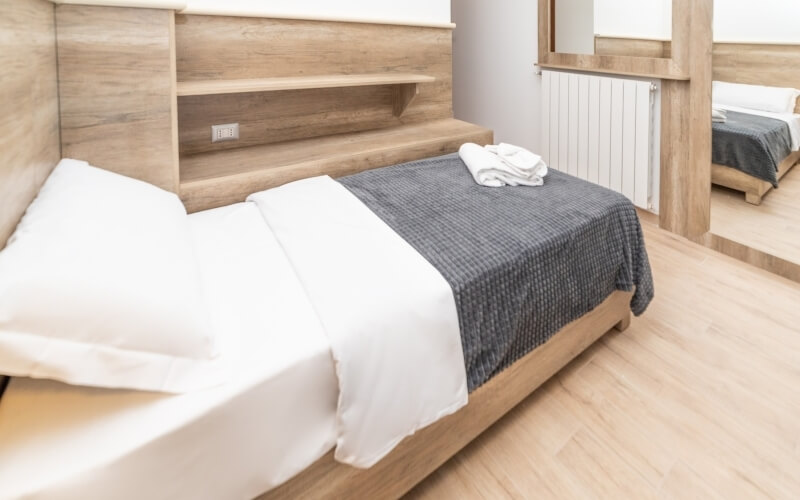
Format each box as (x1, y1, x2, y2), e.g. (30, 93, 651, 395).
(712, 111, 792, 187)
(340, 154, 654, 391)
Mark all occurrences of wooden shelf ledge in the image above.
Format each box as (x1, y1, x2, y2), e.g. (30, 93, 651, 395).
(179, 118, 493, 213)
(177, 73, 435, 117)
(176, 73, 435, 96)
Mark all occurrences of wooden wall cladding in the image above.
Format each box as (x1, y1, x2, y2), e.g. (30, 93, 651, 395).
(56, 5, 180, 191)
(594, 36, 672, 59)
(0, 0, 61, 247)
(713, 43, 800, 114)
(596, 38, 800, 113)
(174, 15, 453, 155)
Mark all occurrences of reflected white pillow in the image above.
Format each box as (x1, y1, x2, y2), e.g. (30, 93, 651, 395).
(0, 159, 224, 393)
(713, 80, 800, 114)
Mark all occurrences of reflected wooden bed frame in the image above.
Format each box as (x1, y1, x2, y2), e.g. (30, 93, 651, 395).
(1, 2, 635, 498)
(712, 151, 800, 205)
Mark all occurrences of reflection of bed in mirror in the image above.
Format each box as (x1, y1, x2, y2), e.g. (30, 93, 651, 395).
(597, 39, 800, 205)
(710, 42, 800, 205)
(708, 42, 800, 205)
(710, 99, 800, 205)
(710, 75, 800, 204)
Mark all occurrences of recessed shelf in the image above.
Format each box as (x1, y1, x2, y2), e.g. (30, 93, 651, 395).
(176, 73, 436, 97)
(179, 119, 492, 213)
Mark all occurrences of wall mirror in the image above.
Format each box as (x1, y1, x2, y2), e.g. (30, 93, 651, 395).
(706, 1, 800, 282)
(538, 0, 689, 80)
(553, 0, 672, 58)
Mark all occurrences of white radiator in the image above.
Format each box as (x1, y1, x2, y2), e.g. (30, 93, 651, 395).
(540, 70, 658, 211)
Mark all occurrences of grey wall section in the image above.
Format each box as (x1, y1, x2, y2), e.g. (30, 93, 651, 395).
(556, 0, 595, 55)
(451, 0, 541, 152)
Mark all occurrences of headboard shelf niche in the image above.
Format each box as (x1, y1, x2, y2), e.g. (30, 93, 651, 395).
(174, 13, 492, 212)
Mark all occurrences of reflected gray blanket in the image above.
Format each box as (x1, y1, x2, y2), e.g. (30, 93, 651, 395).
(712, 111, 792, 187)
(340, 154, 654, 391)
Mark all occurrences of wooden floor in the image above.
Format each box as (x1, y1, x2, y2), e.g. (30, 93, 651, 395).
(710, 164, 800, 266)
(406, 221, 800, 499)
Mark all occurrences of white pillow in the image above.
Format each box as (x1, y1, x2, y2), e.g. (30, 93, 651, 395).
(0, 159, 224, 393)
(713, 80, 800, 114)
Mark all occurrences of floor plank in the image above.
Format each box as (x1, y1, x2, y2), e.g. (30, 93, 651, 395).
(710, 164, 800, 266)
(407, 221, 800, 499)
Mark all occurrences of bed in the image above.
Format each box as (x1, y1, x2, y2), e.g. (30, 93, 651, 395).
(0, 153, 654, 499)
(709, 74, 800, 206)
(712, 104, 800, 205)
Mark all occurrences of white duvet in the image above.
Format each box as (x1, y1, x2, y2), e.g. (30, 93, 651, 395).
(247, 176, 467, 467)
(0, 177, 468, 499)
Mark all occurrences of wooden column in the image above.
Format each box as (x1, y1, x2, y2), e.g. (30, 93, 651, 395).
(0, 0, 60, 246)
(658, 0, 713, 238)
(56, 5, 180, 192)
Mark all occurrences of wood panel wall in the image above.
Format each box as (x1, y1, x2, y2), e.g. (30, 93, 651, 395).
(174, 15, 453, 156)
(595, 36, 672, 59)
(0, 0, 61, 247)
(596, 38, 800, 114)
(56, 5, 180, 191)
(713, 43, 800, 114)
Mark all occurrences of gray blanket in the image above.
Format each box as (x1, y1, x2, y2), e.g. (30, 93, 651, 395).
(712, 111, 792, 187)
(340, 154, 654, 391)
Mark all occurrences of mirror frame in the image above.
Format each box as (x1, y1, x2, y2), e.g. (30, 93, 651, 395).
(538, 0, 691, 80)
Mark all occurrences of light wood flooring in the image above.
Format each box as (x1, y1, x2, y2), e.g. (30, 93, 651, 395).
(710, 164, 800, 267)
(407, 221, 800, 499)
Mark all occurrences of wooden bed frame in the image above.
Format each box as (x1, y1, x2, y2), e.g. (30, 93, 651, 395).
(260, 292, 632, 499)
(712, 151, 800, 205)
(1, 2, 636, 498)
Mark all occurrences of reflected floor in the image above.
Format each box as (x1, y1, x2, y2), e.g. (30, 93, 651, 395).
(711, 164, 800, 266)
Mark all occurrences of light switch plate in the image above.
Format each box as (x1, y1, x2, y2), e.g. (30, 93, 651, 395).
(211, 123, 239, 143)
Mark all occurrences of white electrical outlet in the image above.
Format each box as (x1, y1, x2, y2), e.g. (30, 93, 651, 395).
(211, 123, 239, 143)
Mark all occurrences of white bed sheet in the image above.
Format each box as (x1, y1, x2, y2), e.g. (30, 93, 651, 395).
(0, 202, 339, 500)
(714, 103, 800, 151)
(248, 176, 467, 468)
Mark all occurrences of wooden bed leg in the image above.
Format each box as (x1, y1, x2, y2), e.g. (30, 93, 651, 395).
(614, 313, 632, 332)
(745, 192, 762, 205)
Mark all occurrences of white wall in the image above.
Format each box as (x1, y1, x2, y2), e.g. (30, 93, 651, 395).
(594, 0, 671, 40)
(714, 0, 800, 43)
(182, 0, 451, 26)
(556, 0, 594, 54)
(594, 0, 800, 43)
(451, 0, 540, 152)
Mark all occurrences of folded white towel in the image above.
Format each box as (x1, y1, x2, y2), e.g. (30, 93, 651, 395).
(459, 143, 547, 187)
(712, 107, 727, 123)
(485, 143, 548, 177)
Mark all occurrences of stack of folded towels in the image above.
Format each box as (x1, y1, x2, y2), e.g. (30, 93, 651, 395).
(459, 142, 549, 187)
(712, 106, 727, 123)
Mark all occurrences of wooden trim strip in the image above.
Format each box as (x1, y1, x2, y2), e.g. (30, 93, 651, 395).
(177, 7, 456, 29)
(176, 74, 436, 97)
(715, 39, 800, 46)
(537, 62, 688, 81)
(693, 232, 800, 284)
(50, 0, 187, 9)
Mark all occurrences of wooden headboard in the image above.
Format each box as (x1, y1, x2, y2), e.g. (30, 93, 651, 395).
(596, 37, 800, 114)
(0, 0, 61, 248)
(50, 8, 490, 213)
(713, 42, 800, 114)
